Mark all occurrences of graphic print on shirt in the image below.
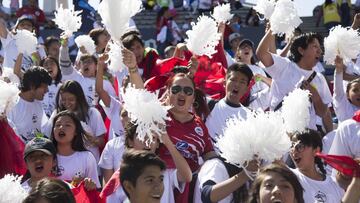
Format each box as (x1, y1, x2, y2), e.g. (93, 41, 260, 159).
(194, 126, 203, 137)
(314, 191, 327, 203)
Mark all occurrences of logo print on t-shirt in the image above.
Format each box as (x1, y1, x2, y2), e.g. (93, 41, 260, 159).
(194, 126, 203, 136)
(32, 114, 38, 123)
(176, 141, 189, 151)
(314, 191, 327, 203)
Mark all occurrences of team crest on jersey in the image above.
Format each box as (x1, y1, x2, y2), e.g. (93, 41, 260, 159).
(314, 191, 327, 203)
(194, 126, 203, 136)
(176, 141, 189, 151)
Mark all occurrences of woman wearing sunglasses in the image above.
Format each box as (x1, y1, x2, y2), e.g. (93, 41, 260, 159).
(122, 47, 217, 201)
(289, 129, 344, 203)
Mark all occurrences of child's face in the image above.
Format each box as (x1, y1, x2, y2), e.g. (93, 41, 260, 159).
(33, 83, 49, 101)
(97, 31, 110, 47)
(25, 151, 54, 180)
(47, 42, 60, 59)
(347, 82, 360, 107)
(53, 115, 77, 145)
(43, 58, 58, 80)
(17, 20, 33, 32)
(127, 165, 164, 203)
(289, 139, 318, 172)
(130, 136, 159, 153)
(225, 71, 249, 104)
(259, 172, 296, 203)
(80, 58, 96, 78)
(129, 41, 145, 64)
(60, 92, 77, 111)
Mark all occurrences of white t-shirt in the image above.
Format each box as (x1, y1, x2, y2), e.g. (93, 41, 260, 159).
(21, 179, 32, 193)
(42, 82, 60, 118)
(267, 54, 332, 130)
(1, 32, 34, 71)
(206, 98, 249, 145)
(329, 119, 360, 158)
(100, 96, 125, 140)
(62, 70, 116, 107)
(193, 158, 233, 203)
(248, 64, 271, 110)
(57, 151, 101, 188)
(98, 137, 125, 171)
(290, 168, 344, 203)
(7, 97, 48, 143)
(333, 71, 359, 123)
(107, 169, 185, 203)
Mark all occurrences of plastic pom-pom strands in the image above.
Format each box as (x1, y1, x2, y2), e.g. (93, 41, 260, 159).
(74, 35, 96, 55)
(0, 80, 19, 114)
(212, 3, 233, 23)
(185, 16, 221, 58)
(253, 0, 276, 20)
(53, 4, 82, 37)
(324, 25, 360, 65)
(121, 85, 171, 146)
(14, 30, 37, 56)
(0, 174, 27, 203)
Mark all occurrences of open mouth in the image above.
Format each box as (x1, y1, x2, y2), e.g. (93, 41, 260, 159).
(177, 98, 185, 106)
(293, 157, 301, 164)
(151, 194, 161, 200)
(232, 89, 239, 94)
(35, 164, 44, 172)
(272, 199, 282, 203)
(244, 52, 250, 55)
(58, 131, 66, 137)
(84, 67, 89, 72)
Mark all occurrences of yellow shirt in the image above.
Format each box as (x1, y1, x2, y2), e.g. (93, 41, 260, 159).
(323, 3, 341, 24)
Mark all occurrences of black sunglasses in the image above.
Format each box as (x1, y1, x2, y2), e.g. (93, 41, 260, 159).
(290, 141, 306, 153)
(170, 85, 194, 96)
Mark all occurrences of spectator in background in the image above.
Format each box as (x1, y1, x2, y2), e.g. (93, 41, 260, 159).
(245, 8, 260, 27)
(230, 14, 243, 33)
(43, 36, 61, 60)
(73, 0, 96, 35)
(157, 0, 174, 9)
(338, 0, 351, 27)
(198, 0, 213, 16)
(16, 0, 46, 31)
(316, 0, 341, 31)
(227, 32, 242, 58)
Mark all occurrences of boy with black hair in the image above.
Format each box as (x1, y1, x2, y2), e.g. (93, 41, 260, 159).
(120, 149, 166, 203)
(205, 62, 253, 145)
(7, 66, 51, 142)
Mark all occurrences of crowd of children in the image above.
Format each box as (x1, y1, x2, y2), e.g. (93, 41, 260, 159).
(1, 2, 360, 203)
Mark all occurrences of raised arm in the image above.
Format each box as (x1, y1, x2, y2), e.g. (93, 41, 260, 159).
(161, 132, 192, 183)
(256, 29, 275, 67)
(122, 48, 144, 89)
(13, 53, 24, 79)
(0, 18, 8, 39)
(342, 177, 360, 203)
(96, 54, 111, 107)
(334, 56, 346, 101)
(59, 36, 73, 75)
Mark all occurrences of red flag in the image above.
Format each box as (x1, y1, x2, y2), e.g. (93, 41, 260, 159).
(100, 170, 121, 199)
(316, 153, 360, 177)
(151, 57, 189, 76)
(72, 181, 105, 203)
(0, 121, 26, 178)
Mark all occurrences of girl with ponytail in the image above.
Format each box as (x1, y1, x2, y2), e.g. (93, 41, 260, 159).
(289, 129, 344, 203)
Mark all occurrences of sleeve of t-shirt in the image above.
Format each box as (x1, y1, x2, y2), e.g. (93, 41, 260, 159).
(328, 122, 352, 157)
(0, 32, 13, 48)
(168, 169, 185, 193)
(198, 159, 228, 187)
(85, 152, 101, 188)
(98, 140, 115, 170)
(316, 73, 333, 106)
(100, 96, 122, 120)
(88, 107, 107, 137)
(265, 54, 290, 79)
(333, 71, 346, 108)
(103, 80, 117, 98)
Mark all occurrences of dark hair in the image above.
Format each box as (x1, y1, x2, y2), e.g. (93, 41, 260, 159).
(122, 33, 144, 49)
(44, 36, 60, 51)
(236, 45, 257, 65)
(248, 164, 304, 203)
(291, 129, 326, 176)
(290, 33, 323, 63)
(79, 54, 98, 65)
(20, 66, 52, 92)
(166, 73, 210, 119)
(120, 149, 166, 198)
(89, 27, 107, 45)
(226, 62, 254, 85)
(23, 178, 75, 203)
(51, 110, 88, 152)
(40, 57, 62, 85)
(346, 77, 360, 95)
(55, 80, 89, 122)
(156, 6, 169, 24)
(124, 122, 138, 148)
(324, 0, 333, 7)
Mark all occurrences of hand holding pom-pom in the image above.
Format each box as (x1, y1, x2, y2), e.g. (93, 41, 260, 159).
(122, 48, 137, 69)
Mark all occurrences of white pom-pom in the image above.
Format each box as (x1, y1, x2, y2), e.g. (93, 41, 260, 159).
(253, 0, 276, 20)
(216, 110, 290, 166)
(0, 80, 19, 114)
(0, 174, 27, 203)
(324, 25, 360, 65)
(74, 35, 96, 55)
(185, 15, 221, 58)
(0, 67, 20, 85)
(270, 0, 302, 36)
(281, 88, 311, 134)
(54, 4, 82, 37)
(121, 85, 171, 146)
(106, 41, 126, 73)
(212, 3, 233, 23)
(14, 30, 37, 55)
(98, 0, 142, 41)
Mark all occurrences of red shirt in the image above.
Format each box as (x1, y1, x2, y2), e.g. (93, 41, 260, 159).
(159, 113, 214, 172)
(138, 48, 159, 80)
(16, 6, 46, 24)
